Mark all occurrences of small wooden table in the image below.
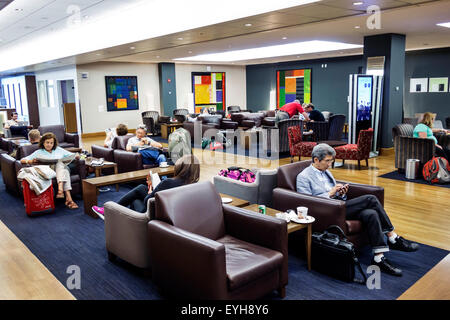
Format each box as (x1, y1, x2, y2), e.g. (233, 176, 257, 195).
(243, 204, 313, 271)
(85, 157, 119, 191)
(161, 123, 183, 139)
(82, 166, 175, 218)
(219, 193, 250, 208)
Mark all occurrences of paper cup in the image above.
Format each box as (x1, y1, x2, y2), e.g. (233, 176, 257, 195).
(297, 206, 308, 219)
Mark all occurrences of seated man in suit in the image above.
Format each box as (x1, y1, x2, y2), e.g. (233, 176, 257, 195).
(304, 103, 325, 122)
(296, 143, 419, 276)
(126, 125, 167, 166)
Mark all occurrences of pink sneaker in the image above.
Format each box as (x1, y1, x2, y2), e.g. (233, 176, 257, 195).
(92, 206, 104, 220)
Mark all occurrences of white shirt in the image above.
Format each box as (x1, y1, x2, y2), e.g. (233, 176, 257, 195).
(126, 136, 156, 149)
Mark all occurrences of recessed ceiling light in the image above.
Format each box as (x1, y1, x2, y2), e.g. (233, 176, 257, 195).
(156, 55, 160, 58)
(177, 37, 183, 40)
(244, 23, 252, 27)
(353, 2, 363, 5)
(15, 8, 23, 12)
(130, 46, 135, 49)
(174, 40, 362, 62)
(436, 22, 450, 28)
(282, 37, 288, 40)
(188, 51, 193, 53)
(354, 26, 360, 29)
(96, 53, 102, 56)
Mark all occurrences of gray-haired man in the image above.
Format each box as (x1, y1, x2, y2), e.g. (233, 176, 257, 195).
(296, 143, 418, 276)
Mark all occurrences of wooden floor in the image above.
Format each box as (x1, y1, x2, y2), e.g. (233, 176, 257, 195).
(1, 135, 448, 300)
(0, 221, 75, 300)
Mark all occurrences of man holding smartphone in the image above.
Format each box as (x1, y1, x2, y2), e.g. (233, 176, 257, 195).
(296, 144, 419, 277)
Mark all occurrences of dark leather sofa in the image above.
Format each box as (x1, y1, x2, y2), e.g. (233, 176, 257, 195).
(1, 144, 86, 197)
(38, 125, 79, 148)
(91, 135, 169, 173)
(231, 111, 275, 128)
(148, 181, 288, 299)
(272, 160, 385, 249)
(183, 115, 238, 142)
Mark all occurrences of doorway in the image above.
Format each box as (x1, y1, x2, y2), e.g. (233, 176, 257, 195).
(57, 79, 77, 133)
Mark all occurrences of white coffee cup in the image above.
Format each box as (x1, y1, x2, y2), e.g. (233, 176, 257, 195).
(297, 206, 308, 219)
(159, 161, 167, 167)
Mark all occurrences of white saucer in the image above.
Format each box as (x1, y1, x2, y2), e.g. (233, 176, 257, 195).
(221, 197, 233, 204)
(159, 164, 169, 168)
(290, 216, 315, 224)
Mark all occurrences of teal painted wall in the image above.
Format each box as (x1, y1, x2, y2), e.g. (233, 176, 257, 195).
(158, 63, 177, 116)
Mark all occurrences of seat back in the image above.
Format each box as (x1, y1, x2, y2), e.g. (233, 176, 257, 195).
(1, 153, 20, 195)
(154, 181, 226, 240)
(227, 106, 241, 114)
(277, 119, 303, 153)
(305, 121, 329, 142)
(277, 160, 312, 191)
(403, 117, 418, 126)
(16, 144, 39, 160)
(0, 137, 14, 153)
(356, 128, 374, 158)
(111, 134, 133, 150)
(392, 123, 413, 141)
(173, 108, 189, 116)
(287, 125, 302, 147)
(198, 114, 222, 125)
(38, 125, 65, 143)
(327, 114, 346, 140)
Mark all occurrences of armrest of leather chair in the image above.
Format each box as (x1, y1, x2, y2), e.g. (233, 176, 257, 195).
(262, 117, 275, 127)
(220, 120, 238, 130)
(241, 120, 256, 128)
(64, 132, 79, 148)
(148, 220, 227, 299)
(91, 145, 115, 162)
(337, 181, 384, 205)
(104, 201, 152, 268)
(113, 149, 143, 173)
(272, 187, 347, 232)
(70, 159, 86, 179)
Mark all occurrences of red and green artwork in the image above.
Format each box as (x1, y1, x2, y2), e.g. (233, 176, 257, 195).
(276, 69, 311, 108)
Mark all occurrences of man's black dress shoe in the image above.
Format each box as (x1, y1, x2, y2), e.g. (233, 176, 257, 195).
(371, 256, 402, 277)
(389, 236, 419, 252)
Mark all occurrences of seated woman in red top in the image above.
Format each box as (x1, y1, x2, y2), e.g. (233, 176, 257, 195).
(275, 99, 311, 125)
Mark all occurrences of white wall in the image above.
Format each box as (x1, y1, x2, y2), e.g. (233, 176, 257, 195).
(76, 62, 160, 134)
(34, 66, 81, 132)
(175, 64, 246, 113)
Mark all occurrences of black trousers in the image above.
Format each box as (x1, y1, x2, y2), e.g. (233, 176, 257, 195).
(9, 125, 29, 138)
(117, 184, 147, 213)
(345, 194, 394, 254)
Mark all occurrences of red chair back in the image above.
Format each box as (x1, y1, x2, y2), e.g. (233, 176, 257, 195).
(357, 128, 374, 158)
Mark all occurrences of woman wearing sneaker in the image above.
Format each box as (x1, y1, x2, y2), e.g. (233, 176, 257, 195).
(92, 154, 200, 217)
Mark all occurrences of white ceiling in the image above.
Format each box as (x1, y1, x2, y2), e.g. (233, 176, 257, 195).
(1, 0, 449, 75)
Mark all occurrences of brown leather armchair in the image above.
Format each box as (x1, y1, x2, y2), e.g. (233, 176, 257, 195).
(272, 160, 384, 249)
(148, 181, 288, 299)
(38, 125, 79, 148)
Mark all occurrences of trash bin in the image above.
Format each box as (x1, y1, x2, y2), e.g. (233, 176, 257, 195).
(405, 159, 420, 180)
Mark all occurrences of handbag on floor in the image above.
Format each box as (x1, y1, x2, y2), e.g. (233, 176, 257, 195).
(311, 225, 367, 284)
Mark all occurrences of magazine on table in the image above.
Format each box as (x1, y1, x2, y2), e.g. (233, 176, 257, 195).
(36, 153, 77, 165)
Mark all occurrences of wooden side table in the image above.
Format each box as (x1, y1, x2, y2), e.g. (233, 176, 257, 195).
(161, 123, 183, 139)
(85, 158, 119, 191)
(243, 204, 313, 271)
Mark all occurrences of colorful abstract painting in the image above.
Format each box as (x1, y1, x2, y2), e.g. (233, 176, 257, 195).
(105, 76, 139, 111)
(276, 69, 311, 108)
(192, 72, 225, 113)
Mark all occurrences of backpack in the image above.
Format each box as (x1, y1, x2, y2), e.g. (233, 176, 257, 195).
(218, 166, 256, 183)
(422, 157, 450, 184)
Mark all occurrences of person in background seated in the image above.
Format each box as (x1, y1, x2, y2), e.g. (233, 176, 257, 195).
(296, 143, 419, 277)
(275, 99, 311, 125)
(20, 132, 79, 209)
(4, 112, 31, 137)
(413, 112, 450, 162)
(126, 125, 167, 166)
(28, 129, 41, 144)
(92, 154, 200, 217)
(304, 103, 325, 122)
(104, 123, 129, 148)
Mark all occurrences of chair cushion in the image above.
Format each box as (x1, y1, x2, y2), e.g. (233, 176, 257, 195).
(345, 220, 363, 235)
(292, 142, 317, 157)
(217, 235, 283, 291)
(334, 144, 359, 160)
(277, 160, 312, 191)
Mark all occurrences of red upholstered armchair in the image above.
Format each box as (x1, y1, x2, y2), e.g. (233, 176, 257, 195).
(334, 128, 373, 169)
(287, 126, 317, 163)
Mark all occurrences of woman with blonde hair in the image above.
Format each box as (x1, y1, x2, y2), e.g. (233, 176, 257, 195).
(92, 154, 200, 217)
(414, 112, 450, 161)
